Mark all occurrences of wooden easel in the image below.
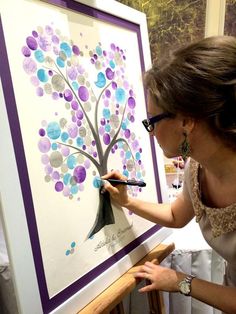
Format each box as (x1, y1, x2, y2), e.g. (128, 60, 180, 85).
(79, 242, 175, 314)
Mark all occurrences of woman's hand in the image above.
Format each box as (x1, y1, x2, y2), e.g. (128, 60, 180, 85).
(134, 261, 184, 293)
(101, 170, 130, 207)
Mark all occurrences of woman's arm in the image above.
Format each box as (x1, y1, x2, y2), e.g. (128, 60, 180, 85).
(134, 263, 236, 314)
(102, 170, 194, 228)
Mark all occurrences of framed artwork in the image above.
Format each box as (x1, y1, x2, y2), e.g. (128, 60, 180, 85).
(0, 0, 170, 313)
(224, 0, 236, 35)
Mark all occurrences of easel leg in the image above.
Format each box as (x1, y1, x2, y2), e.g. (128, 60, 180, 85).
(110, 301, 125, 314)
(146, 280, 166, 314)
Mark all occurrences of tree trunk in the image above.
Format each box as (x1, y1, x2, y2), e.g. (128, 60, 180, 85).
(88, 190, 115, 238)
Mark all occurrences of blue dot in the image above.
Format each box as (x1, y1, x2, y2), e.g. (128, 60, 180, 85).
(93, 176, 102, 188)
(96, 45, 103, 56)
(125, 151, 132, 159)
(103, 108, 110, 119)
(123, 170, 129, 177)
(37, 69, 48, 82)
(115, 88, 126, 104)
(65, 250, 70, 256)
(34, 50, 44, 62)
(109, 60, 115, 69)
(63, 173, 71, 185)
(105, 124, 111, 132)
(135, 152, 141, 160)
(71, 241, 76, 248)
(61, 132, 69, 142)
(71, 185, 78, 194)
(60, 42, 72, 57)
(47, 122, 61, 140)
(67, 155, 76, 169)
(51, 143, 58, 150)
(56, 57, 65, 68)
(76, 137, 84, 147)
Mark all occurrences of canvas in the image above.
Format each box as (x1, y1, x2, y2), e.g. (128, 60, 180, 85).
(0, 1, 170, 313)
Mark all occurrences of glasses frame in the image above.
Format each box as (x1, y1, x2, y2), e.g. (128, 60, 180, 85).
(142, 112, 172, 132)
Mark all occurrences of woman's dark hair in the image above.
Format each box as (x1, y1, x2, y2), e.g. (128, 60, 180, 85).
(144, 35, 236, 150)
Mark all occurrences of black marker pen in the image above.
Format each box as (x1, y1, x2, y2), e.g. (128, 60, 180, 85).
(106, 178, 146, 187)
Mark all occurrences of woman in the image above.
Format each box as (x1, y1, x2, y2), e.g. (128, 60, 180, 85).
(102, 36, 236, 313)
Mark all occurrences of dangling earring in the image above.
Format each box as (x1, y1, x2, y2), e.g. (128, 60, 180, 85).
(179, 132, 191, 161)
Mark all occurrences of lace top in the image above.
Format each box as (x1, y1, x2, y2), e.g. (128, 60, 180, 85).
(183, 158, 236, 287)
(189, 159, 236, 237)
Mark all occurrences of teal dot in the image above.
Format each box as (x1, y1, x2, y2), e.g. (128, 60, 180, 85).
(56, 57, 65, 68)
(72, 81, 79, 90)
(34, 50, 44, 62)
(105, 124, 111, 132)
(71, 241, 76, 248)
(63, 173, 71, 185)
(125, 151, 132, 159)
(109, 60, 115, 69)
(135, 152, 141, 160)
(60, 42, 72, 57)
(65, 250, 70, 256)
(96, 45, 103, 56)
(37, 69, 48, 82)
(93, 176, 102, 188)
(121, 122, 127, 130)
(137, 172, 142, 179)
(71, 185, 78, 194)
(61, 132, 69, 142)
(67, 155, 76, 169)
(115, 88, 126, 104)
(76, 137, 84, 147)
(123, 170, 129, 177)
(118, 141, 123, 148)
(103, 108, 110, 119)
(47, 122, 61, 140)
(51, 143, 58, 150)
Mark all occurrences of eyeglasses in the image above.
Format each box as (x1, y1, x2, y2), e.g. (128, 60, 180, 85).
(142, 113, 172, 132)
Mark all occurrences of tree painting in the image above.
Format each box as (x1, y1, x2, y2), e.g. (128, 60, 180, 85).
(21, 25, 146, 238)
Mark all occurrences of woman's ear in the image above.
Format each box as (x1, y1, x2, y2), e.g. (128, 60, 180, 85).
(182, 117, 195, 134)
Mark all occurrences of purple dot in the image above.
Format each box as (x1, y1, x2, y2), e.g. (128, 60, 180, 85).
(52, 92, 59, 100)
(110, 43, 116, 51)
(22, 46, 31, 57)
(39, 128, 46, 136)
(105, 68, 114, 80)
(130, 115, 135, 122)
(77, 120, 82, 127)
(52, 35, 59, 44)
(48, 70, 53, 76)
(36, 87, 44, 96)
(32, 31, 38, 38)
(103, 50, 107, 56)
(26, 36, 38, 50)
(92, 140, 96, 146)
(72, 45, 80, 55)
(71, 101, 78, 110)
(55, 181, 64, 192)
(100, 118, 106, 126)
(128, 97, 136, 109)
(93, 54, 98, 60)
(64, 89, 73, 102)
(112, 81, 117, 89)
(124, 129, 131, 139)
(90, 58, 95, 64)
(93, 152, 97, 157)
(105, 89, 111, 98)
(73, 166, 86, 183)
(103, 133, 110, 145)
(76, 110, 84, 120)
(78, 86, 89, 102)
(82, 145, 86, 150)
(38, 137, 51, 153)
